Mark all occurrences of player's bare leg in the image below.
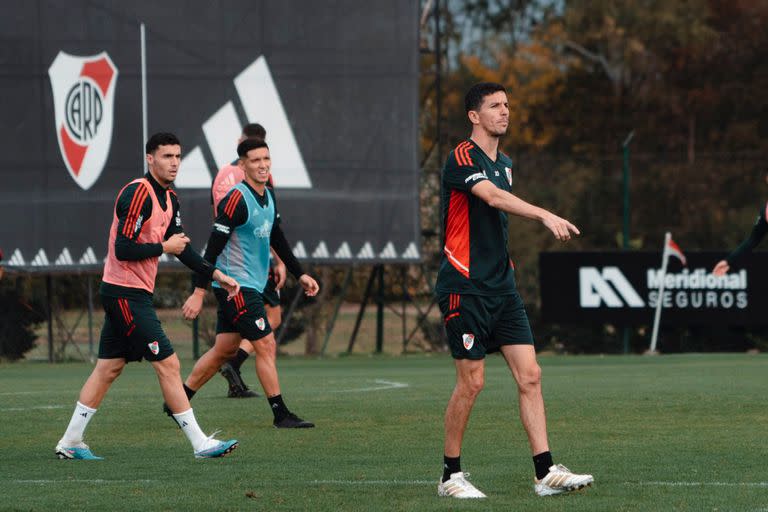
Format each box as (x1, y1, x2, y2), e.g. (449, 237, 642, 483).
(439, 358, 487, 498)
(55, 358, 126, 459)
(250, 332, 314, 428)
(78, 358, 126, 408)
(500, 345, 548, 454)
(500, 344, 593, 495)
(155, 353, 238, 458)
(187, 333, 241, 390)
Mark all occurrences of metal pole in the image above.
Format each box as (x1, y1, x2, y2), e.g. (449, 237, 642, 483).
(140, 23, 148, 174)
(434, 0, 442, 162)
(649, 232, 671, 353)
(191, 275, 199, 359)
(46, 275, 54, 363)
(87, 274, 94, 362)
(401, 266, 407, 351)
(276, 286, 303, 346)
(320, 267, 354, 356)
(347, 266, 378, 353)
(622, 131, 634, 249)
(621, 131, 634, 353)
(375, 265, 384, 354)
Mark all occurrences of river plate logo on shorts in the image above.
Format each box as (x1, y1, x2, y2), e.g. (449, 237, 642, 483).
(148, 341, 160, 355)
(462, 333, 475, 350)
(256, 318, 266, 331)
(48, 51, 118, 190)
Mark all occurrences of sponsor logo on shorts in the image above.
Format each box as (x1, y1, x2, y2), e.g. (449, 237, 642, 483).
(255, 318, 266, 330)
(462, 333, 475, 350)
(148, 341, 160, 355)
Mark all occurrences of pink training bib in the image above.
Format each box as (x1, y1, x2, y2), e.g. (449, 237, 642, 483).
(102, 178, 173, 293)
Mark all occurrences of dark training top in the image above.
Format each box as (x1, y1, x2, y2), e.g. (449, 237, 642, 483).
(726, 203, 768, 265)
(435, 139, 517, 296)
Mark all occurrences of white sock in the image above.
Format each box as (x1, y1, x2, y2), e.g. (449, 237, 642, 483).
(172, 408, 209, 451)
(60, 401, 97, 446)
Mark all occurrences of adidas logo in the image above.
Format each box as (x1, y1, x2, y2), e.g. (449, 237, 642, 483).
(177, 56, 311, 190)
(181, 421, 188, 427)
(80, 412, 88, 418)
(271, 403, 278, 409)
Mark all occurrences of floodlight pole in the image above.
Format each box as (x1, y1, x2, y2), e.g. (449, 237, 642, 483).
(621, 130, 634, 354)
(140, 23, 148, 174)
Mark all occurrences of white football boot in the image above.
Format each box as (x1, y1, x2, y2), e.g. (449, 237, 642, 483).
(534, 464, 593, 496)
(438, 472, 487, 499)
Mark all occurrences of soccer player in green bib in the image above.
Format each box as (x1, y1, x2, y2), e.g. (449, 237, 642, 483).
(435, 83, 593, 498)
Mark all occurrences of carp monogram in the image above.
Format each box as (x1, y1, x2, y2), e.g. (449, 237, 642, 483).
(49, 51, 118, 190)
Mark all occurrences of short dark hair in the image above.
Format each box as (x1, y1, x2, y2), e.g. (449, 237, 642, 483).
(146, 132, 181, 154)
(242, 123, 266, 141)
(237, 138, 269, 157)
(465, 82, 506, 113)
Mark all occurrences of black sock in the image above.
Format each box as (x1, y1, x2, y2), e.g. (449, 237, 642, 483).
(533, 451, 554, 480)
(443, 455, 461, 482)
(183, 384, 196, 400)
(230, 348, 250, 371)
(268, 394, 289, 420)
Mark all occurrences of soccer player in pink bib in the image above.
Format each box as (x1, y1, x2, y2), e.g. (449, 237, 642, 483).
(55, 133, 241, 460)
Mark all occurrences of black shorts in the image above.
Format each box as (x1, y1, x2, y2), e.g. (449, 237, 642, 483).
(437, 291, 534, 360)
(262, 268, 280, 307)
(98, 294, 174, 362)
(214, 288, 273, 341)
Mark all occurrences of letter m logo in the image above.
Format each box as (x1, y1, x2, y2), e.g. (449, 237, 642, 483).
(579, 267, 645, 308)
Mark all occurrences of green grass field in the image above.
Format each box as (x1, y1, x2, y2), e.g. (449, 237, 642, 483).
(1, 354, 766, 511)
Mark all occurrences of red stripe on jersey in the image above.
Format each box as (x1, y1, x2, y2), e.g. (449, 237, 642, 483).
(461, 143, 474, 166)
(454, 142, 470, 166)
(444, 190, 470, 278)
(124, 185, 148, 233)
(123, 185, 149, 237)
(224, 190, 242, 219)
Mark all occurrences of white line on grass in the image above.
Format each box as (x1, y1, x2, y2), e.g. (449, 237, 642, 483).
(330, 379, 410, 393)
(0, 405, 65, 411)
(12, 479, 154, 484)
(0, 391, 55, 396)
(630, 481, 768, 488)
(309, 480, 433, 485)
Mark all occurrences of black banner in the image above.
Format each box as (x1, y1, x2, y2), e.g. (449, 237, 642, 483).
(540, 251, 768, 325)
(0, 1, 420, 271)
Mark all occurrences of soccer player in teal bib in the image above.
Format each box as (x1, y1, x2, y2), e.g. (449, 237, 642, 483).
(435, 83, 593, 498)
(175, 138, 320, 428)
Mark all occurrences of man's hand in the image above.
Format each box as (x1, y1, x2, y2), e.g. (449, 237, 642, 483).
(298, 274, 320, 297)
(542, 213, 580, 241)
(162, 233, 190, 255)
(274, 259, 287, 290)
(712, 260, 730, 276)
(212, 269, 240, 299)
(182, 288, 206, 320)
